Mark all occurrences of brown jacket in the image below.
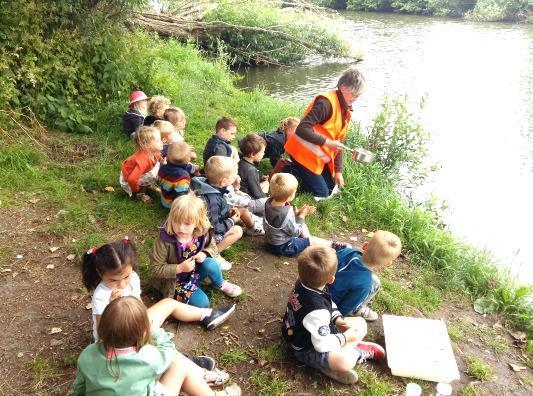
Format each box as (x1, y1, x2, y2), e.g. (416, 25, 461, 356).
(150, 230, 220, 298)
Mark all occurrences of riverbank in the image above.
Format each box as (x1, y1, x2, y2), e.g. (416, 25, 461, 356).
(0, 32, 531, 394)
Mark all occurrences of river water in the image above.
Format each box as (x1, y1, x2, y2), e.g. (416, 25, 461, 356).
(236, 11, 533, 285)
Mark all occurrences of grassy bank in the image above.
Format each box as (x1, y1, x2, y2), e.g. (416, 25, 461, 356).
(1, 30, 531, 337)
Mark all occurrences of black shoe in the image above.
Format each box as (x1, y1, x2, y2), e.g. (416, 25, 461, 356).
(188, 355, 216, 371)
(202, 304, 236, 330)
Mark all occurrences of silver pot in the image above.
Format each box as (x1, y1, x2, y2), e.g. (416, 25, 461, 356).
(352, 147, 375, 164)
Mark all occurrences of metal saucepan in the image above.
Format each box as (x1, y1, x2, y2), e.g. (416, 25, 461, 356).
(339, 143, 375, 164)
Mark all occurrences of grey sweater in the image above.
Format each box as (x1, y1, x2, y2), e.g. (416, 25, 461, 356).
(264, 198, 305, 246)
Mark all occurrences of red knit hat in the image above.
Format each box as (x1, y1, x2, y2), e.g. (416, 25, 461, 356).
(129, 91, 149, 105)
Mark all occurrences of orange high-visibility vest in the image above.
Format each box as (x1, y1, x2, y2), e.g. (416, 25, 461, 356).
(285, 90, 350, 177)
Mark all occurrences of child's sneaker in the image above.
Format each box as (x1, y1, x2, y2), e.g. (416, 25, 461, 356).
(353, 305, 379, 322)
(319, 368, 358, 384)
(356, 341, 386, 361)
(245, 216, 265, 236)
(219, 281, 242, 298)
(330, 240, 351, 252)
(136, 192, 153, 204)
(202, 304, 236, 330)
(217, 256, 233, 271)
(188, 355, 216, 371)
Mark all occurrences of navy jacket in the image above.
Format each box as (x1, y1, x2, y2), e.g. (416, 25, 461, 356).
(191, 177, 233, 237)
(122, 110, 144, 137)
(259, 129, 286, 167)
(203, 135, 233, 165)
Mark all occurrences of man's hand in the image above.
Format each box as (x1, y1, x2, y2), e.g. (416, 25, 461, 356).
(334, 172, 344, 188)
(324, 139, 346, 152)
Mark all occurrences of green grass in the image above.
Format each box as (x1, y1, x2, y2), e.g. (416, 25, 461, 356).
(256, 344, 284, 363)
(357, 366, 395, 396)
(28, 357, 61, 389)
(219, 348, 248, 366)
(462, 383, 486, 396)
(448, 326, 465, 342)
(523, 340, 533, 368)
(249, 370, 291, 396)
(466, 356, 493, 382)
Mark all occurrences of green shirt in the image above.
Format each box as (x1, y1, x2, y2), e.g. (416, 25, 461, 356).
(73, 328, 176, 395)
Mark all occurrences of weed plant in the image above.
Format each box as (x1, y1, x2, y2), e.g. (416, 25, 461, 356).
(466, 356, 493, 381)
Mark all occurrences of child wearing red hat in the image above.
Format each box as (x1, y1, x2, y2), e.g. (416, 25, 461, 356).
(122, 91, 149, 138)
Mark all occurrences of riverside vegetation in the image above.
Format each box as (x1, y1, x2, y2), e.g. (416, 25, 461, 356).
(312, 0, 532, 22)
(0, 0, 532, 393)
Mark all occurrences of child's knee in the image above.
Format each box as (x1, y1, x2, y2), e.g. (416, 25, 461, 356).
(231, 225, 243, 238)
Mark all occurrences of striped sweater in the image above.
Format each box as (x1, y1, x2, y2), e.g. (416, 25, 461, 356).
(157, 162, 196, 208)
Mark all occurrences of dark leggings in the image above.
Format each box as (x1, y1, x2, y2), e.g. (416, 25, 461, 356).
(288, 159, 335, 197)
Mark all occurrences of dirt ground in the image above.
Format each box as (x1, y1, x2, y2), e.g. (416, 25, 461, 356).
(0, 205, 531, 395)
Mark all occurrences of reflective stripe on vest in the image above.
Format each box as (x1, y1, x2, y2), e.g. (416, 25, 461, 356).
(284, 90, 350, 176)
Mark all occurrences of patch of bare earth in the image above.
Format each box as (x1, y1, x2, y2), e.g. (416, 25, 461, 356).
(0, 208, 531, 395)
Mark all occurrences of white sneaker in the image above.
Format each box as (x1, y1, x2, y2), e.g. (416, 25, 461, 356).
(217, 256, 233, 271)
(319, 368, 358, 384)
(244, 218, 265, 236)
(219, 281, 242, 298)
(353, 306, 379, 322)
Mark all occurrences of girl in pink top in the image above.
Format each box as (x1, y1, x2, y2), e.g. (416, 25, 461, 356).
(120, 126, 163, 204)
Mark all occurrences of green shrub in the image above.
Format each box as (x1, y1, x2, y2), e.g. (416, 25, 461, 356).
(428, 0, 476, 17)
(347, 0, 393, 11)
(466, 0, 530, 21)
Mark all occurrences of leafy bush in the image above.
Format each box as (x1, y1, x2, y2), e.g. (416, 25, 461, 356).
(347, 0, 393, 11)
(466, 0, 530, 21)
(203, 0, 351, 65)
(428, 0, 476, 17)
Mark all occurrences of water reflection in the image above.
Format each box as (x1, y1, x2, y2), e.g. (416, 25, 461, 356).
(236, 12, 533, 284)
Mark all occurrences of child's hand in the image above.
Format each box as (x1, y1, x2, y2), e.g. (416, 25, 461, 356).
(178, 257, 196, 273)
(343, 327, 362, 343)
(232, 175, 241, 190)
(194, 252, 207, 263)
(302, 204, 316, 215)
(109, 289, 123, 302)
(335, 317, 350, 332)
(261, 175, 269, 182)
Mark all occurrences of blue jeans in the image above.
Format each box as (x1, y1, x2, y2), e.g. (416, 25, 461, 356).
(268, 237, 310, 257)
(187, 257, 224, 308)
(288, 159, 335, 197)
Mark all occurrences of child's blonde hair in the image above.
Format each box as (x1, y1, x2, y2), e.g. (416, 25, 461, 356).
(269, 173, 298, 202)
(167, 141, 191, 164)
(98, 297, 152, 379)
(204, 156, 236, 185)
(279, 117, 299, 134)
(152, 120, 175, 140)
(298, 246, 338, 289)
(131, 100, 148, 113)
(134, 126, 161, 153)
(148, 95, 171, 117)
(164, 107, 186, 130)
(165, 194, 211, 237)
(363, 230, 402, 269)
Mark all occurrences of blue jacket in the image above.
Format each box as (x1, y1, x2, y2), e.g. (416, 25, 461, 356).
(329, 248, 373, 316)
(191, 177, 233, 237)
(259, 128, 286, 167)
(203, 135, 233, 165)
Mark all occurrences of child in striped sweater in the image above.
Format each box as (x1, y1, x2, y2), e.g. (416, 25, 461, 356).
(158, 141, 198, 209)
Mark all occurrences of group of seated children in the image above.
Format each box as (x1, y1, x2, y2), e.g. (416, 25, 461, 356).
(72, 92, 403, 395)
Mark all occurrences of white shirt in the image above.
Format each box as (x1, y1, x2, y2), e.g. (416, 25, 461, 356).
(91, 271, 142, 341)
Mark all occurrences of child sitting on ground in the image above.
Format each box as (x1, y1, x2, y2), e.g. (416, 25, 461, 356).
(74, 297, 241, 396)
(122, 90, 149, 138)
(259, 116, 299, 169)
(158, 142, 197, 208)
(81, 238, 236, 382)
(151, 195, 242, 307)
(329, 230, 401, 321)
(203, 116, 240, 165)
(264, 173, 350, 256)
(192, 156, 262, 252)
(144, 95, 171, 126)
(164, 107, 198, 161)
(153, 120, 181, 158)
(119, 126, 163, 204)
(238, 133, 269, 199)
(282, 246, 385, 384)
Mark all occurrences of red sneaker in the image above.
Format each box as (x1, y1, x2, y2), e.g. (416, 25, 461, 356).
(356, 341, 386, 361)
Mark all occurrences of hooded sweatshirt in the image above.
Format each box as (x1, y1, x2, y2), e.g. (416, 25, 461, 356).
(191, 177, 234, 237)
(122, 109, 144, 137)
(263, 198, 305, 246)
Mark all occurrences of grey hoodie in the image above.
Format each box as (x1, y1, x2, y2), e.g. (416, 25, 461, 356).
(264, 198, 305, 246)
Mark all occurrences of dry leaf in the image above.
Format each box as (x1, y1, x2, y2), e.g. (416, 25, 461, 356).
(49, 246, 60, 253)
(283, 261, 290, 265)
(222, 325, 229, 331)
(29, 198, 40, 204)
(66, 254, 76, 261)
(349, 236, 358, 242)
(55, 209, 68, 218)
(509, 363, 527, 372)
(50, 339, 63, 347)
(510, 331, 527, 342)
(88, 214, 97, 224)
(17, 352, 23, 358)
(361, 228, 368, 233)
(104, 186, 115, 192)
(1, 268, 12, 273)
(46, 264, 55, 270)
(85, 302, 92, 310)
(49, 327, 62, 335)
(341, 215, 348, 223)
(366, 231, 375, 238)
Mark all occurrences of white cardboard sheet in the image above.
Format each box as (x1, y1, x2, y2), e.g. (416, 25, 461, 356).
(383, 314, 460, 383)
